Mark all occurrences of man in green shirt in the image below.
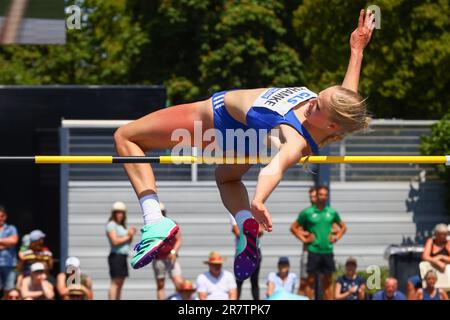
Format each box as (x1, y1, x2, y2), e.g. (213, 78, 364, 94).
(291, 186, 347, 300)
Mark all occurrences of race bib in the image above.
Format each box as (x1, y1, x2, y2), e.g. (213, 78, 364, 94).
(252, 87, 318, 116)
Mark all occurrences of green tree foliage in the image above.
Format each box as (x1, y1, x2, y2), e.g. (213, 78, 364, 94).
(0, 0, 148, 84)
(293, 0, 450, 119)
(128, 0, 304, 103)
(0, 0, 447, 118)
(198, 0, 304, 93)
(420, 113, 450, 211)
(127, 0, 220, 102)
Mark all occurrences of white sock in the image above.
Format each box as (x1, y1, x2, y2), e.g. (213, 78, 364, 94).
(139, 194, 163, 225)
(234, 210, 253, 230)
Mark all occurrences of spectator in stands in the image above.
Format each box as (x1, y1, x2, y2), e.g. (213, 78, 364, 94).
(152, 202, 184, 300)
(229, 213, 263, 300)
(56, 257, 93, 300)
(334, 257, 365, 300)
(266, 257, 297, 298)
(4, 288, 21, 300)
(290, 186, 317, 295)
(372, 277, 406, 300)
(106, 201, 136, 300)
(17, 234, 30, 261)
(0, 205, 19, 297)
(422, 223, 450, 273)
(16, 229, 53, 289)
(416, 269, 448, 300)
(168, 280, 197, 300)
(196, 251, 237, 300)
(16, 234, 31, 290)
(30, 230, 53, 269)
(20, 262, 54, 300)
(294, 185, 347, 300)
(19, 230, 53, 270)
(406, 275, 422, 300)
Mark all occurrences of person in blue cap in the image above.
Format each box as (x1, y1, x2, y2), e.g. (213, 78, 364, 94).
(266, 257, 298, 298)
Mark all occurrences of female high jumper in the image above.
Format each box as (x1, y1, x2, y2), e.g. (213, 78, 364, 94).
(114, 9, 375, 281)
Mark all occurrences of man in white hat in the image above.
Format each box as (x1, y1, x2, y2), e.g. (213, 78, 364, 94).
(20, 262, 54, 300)
(56, 257, 93, 300)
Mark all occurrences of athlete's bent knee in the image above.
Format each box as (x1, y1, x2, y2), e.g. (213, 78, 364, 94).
(114, 126, 128, 148)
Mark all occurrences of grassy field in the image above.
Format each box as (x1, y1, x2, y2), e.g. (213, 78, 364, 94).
(0, 0, 64, 19)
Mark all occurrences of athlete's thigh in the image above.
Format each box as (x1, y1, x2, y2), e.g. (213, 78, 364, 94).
(215, 164, 253, 183)
(120, 99, 213, 150)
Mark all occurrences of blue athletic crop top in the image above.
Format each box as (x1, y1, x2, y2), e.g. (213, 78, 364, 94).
(212, 87, 319, 156)
(246, 87, 319, 154)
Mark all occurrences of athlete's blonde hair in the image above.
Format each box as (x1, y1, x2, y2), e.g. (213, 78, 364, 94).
(319, 86, 370, 148)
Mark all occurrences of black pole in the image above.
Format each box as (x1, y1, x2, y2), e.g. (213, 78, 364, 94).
(0, 157, 35, 162)
(112, 156, 160, 163)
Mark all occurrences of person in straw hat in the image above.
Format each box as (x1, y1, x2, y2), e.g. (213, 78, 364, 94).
(196, 251, 237, 300)
(167, 279, 197, 301)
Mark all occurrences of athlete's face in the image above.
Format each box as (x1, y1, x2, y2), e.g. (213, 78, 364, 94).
(305, 87, 341, 132)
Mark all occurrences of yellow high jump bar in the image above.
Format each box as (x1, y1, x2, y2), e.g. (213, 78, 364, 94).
(0, 155, 448, 165)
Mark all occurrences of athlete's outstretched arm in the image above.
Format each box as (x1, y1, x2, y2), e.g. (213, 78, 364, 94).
(342, 9, 375, 93)
(251, 126, 307, 232)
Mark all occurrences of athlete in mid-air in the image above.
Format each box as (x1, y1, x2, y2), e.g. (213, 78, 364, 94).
(114, 9, 375, 281)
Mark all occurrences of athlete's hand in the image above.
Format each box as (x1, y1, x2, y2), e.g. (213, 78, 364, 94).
(350, 9, 375, 53)
(251, 201, 273, 232)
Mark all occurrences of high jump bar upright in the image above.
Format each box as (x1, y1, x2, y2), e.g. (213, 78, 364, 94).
(0, 155, 448, 165)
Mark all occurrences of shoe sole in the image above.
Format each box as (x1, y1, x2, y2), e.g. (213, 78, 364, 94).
(132, 224, 179, 269)
(234, 218, 260, 281)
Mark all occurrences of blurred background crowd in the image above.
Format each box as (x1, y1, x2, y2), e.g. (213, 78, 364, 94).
(2, 185, 449, 300)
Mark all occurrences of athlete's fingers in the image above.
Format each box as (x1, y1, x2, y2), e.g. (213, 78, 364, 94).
(366, 8, 371, 21)
(358, 9, 364, 28)
(261, 216, 270, 232)
(366, 11, 376, 30)
(264, 213, 273, 232)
